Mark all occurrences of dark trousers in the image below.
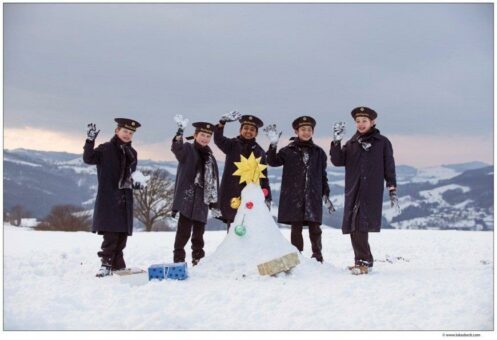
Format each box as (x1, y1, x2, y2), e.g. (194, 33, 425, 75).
(290, 222, 322, 257)
(174, 214, 206, 263)
(350, 231, 373, 267)
(97, 232, 128, 270)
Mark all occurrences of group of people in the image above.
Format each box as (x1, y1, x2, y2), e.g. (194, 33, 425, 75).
(83, 106, 399, 278)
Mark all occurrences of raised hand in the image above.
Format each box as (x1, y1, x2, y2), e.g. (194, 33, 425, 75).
(220, 110, 242, 124)
(263, 124, 282, 146)
(173, 114, 189, 136)
(332, 122, 346, 143)
(87, 123, 100, 141)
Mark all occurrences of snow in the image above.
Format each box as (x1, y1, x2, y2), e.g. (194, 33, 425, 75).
(132, 170, 150, 187)
(4, 224, 492, 331)
(20, 218, 38, 228)
(4, 157, 42, 167)
(411, 166, 459, 184)
(59, 165, 96, 174)
(419, 184, 470, 206)
(199, 183, 298, 277)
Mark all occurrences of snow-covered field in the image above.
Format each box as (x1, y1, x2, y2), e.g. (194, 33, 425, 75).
(4, 224, 493, 331)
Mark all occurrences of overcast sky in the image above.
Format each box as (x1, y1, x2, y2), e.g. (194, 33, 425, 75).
(4, 3, 493, 167)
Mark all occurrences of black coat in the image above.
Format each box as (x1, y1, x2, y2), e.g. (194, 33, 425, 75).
(171, 138, 219, 224)
(214, 125, 272, 223)
(329, 128, 396, 234)
(267, 139, 330, 225)
(83, 136, 137, 235)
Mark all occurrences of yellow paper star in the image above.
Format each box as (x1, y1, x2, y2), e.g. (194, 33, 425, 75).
(232, 152, 267, 184)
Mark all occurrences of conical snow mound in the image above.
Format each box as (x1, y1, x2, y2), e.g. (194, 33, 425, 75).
(197, 183, 298, 277)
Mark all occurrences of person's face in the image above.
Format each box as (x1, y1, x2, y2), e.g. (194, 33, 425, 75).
(115, 127, 134, 143)
(355, 117, 375, 134)
(194, 131, 212, 146)
(240, 124, 258, 139)
(295, 125, 314, 141)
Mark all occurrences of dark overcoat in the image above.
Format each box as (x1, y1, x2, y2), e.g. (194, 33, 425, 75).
(267, 140, 330, 225)
(329, 128, 396, 234)
(214, 125, 272, 223)
(171, 138, 219, 224)
(83, 136, 137, 235)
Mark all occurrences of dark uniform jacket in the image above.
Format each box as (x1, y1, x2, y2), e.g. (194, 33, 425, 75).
(214, 125, 272, 223)
(267, 138, 330, 225)
(329, 128, 396, 234)
(83, 135, 137, 235)
(171, 138, 219, 224)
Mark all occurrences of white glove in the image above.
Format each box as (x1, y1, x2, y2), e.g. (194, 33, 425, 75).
(131, 170, 150, 190)
(174, 114, 189, 133)
(333, 122, 346, 143)
(220, 111, 242, 124)
(263, 124, 282, 146)
(86, 123, 100, 141)
(389, 190, 402, 215)
(323, 195, 336, 214)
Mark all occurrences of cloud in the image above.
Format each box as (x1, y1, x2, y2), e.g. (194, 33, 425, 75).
(4, 127, 491, 168)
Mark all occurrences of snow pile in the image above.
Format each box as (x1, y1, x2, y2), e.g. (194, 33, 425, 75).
(197, 183, 299, 278)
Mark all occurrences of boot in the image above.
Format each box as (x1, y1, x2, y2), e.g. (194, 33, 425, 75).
(96, 265, 112, 278)
(351, 265, 369, 275)
(311, 253, 323, 263)
(192, 258, 201, 266)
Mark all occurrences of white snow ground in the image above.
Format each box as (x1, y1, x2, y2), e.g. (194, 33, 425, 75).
(3, 224, 493, 331)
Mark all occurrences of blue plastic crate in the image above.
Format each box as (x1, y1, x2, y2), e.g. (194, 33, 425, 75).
(148, 263, 188, 281)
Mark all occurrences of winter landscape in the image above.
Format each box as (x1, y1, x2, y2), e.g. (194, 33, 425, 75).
(4, 224, 492, 330)
(3, 148, 494, 331)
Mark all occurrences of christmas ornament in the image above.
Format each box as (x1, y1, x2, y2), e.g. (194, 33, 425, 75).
(230, 197, 241, 209)
(232, 152, 267, 184)
(246, 201, 254, 209)
(262, 188, 269, 197)
(234, 225, 246, 236)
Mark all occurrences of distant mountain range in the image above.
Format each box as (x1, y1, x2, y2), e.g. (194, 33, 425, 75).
(3, 148, 493, 231)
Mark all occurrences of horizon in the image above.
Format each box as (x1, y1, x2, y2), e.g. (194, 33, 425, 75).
(4, 145, 492, 170)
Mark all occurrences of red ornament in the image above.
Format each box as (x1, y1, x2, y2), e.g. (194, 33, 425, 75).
(262, 188, 269, 197)
(246, 201, 254, 209)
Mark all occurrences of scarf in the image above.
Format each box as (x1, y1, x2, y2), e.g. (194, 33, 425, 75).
(291, 137, 314, 166)
(237, 136, 258, 158)
(353, 127, 380, 151)
(112, 135, 136, 190)
(194, 142, 218, 205)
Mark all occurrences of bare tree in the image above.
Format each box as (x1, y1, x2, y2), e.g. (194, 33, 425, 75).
(133, 168, 175, 232)
(36, 205, 91, 231)
(9, 205, 31, 227)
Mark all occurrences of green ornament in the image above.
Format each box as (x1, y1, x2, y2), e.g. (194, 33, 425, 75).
(234, 225, 246, 237)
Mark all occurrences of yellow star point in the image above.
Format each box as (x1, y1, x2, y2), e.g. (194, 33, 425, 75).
(232, 152, 267, 184)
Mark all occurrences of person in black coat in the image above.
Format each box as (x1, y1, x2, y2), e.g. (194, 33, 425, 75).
(171, 121, 219, 265)
(329, 107, 400, 274)
(214, 112, 272, 230)
(83, 118, 144, 277)
(266, 116, 333, 263)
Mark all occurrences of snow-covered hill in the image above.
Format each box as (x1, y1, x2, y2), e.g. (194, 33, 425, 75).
(3, 225, 492, 330)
